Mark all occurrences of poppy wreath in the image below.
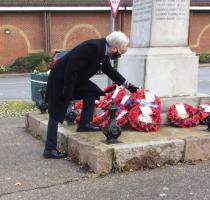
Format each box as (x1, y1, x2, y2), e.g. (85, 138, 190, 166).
(95, 100, 101, 108)
(98, 117, 110, 129)
(128, 106, 161, 132)
(74, 100, 101, 110)
(75, 110, 110, 128)
(102, 83, 117, 102)
(75, 111, 108, 127)
(103, 83, 117, 94)
(98, 99, 112, 110)
(74, 100, 83, 110)
(75, 114, 81, 124)
(112, 86, 127, 105)
(96, 109, 128, 129)
(197, 103, 210, 125)
(118, 94, 132, 111)
(98, 86, 127, 110)
(129, 89, 162, 115)
(97, 89, 115, 109)
(116, 110, 129, 127)
(72, 85, 162, 132)
(92, 110, 109, 126)
(167, 103, 200, 128)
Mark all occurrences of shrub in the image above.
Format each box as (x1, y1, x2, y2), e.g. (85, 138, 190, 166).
(34, 59, 48, 72)
(198, 53, 210, 63)
(10, 52, 51, 73)
(10, 57, 31, 72)
(0, 65, 10, 73)
(26, 52, 51, 69)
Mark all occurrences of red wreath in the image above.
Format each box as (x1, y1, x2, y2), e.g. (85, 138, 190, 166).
(112, 87, 127, 105)
(72, 84, 162, 133)
(167, 104, 200, 128)
(74, 100, 83, 110)
(98, 118, 110, 129)
(118, 94, 131, 111)
(197, 103, 210, 125)
(129, 89, 162, 115)
(95, 100, 101, 108)
(74, 100, 101, 110)
(75, 115, 81, 123)
(92, 110, 109, 126)
(128, 106, 161, 132)
(103, 84, 117, 93)
(116, 110, 129, 127)
(98, 99, 112, 110)
(98, 86, 127, 110)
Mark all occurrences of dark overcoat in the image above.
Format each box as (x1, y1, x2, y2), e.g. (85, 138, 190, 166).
(46, 38, 126, 123)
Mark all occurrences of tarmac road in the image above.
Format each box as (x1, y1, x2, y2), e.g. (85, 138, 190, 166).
(0, 74, 108, 100)
(0, 66, 210, 100)
(198, 66, 210, 94)
(1, 117, 210, 200)
(0, 74, 31, 100)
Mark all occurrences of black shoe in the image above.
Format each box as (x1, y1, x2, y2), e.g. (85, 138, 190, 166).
(77, 123, 100, 132)
(43, 149, 67, 159)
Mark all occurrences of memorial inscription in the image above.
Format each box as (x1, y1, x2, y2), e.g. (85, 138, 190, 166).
(132, 0, 152, 23)
(155, 0, 188, 21)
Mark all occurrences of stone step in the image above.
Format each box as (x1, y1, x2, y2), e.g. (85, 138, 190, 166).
(161, 94, 210, 112)
(26, 112, 210, 174)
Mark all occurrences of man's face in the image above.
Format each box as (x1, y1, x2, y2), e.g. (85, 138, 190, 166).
(109, 44, 128, 60)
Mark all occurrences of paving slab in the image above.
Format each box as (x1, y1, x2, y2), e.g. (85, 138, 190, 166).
(0, 117, 87, 198)
(26, 112, 210, 174)
(2, 161, 210, 200)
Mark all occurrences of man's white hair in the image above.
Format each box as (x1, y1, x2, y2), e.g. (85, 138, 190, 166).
(106, 31, 129, 48)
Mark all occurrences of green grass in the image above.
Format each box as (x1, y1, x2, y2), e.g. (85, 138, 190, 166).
(0, 101, 37, 118)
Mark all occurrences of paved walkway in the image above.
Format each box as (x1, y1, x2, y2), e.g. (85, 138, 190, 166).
(0, 117, 87, 199)
(1, 117, 210, 200)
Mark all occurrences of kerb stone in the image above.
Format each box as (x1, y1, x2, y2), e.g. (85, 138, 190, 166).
(184, 135, 210, 161)
(58, 126, 77, 153)
(39, 120, 48, 142)
(113, 140, 184, 170)
(68, 135, 113, 174)
(26, 113, 41, 138)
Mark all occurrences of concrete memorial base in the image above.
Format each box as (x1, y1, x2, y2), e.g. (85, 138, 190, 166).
(118, 47, 198, 97)
(26, 112, 210, 174)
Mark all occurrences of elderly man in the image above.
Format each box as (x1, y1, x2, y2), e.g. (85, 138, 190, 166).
(44, 31, 138, 159)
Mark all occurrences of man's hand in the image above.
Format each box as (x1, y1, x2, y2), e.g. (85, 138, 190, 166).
(127, 83, 138, 93)
(123, 81, 139, 93)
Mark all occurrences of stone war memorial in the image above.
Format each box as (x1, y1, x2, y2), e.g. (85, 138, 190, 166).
(26, 0, 210, 174)
(119, 0, 197, 97)
(119, 0, 210, 123)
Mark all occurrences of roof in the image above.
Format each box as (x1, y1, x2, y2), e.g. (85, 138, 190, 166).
(0, 0, 208, 7)
(0, 0, 132, 7)
(191, 0, 210, 6)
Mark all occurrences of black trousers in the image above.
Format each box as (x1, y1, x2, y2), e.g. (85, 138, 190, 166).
(45, 92, 98, 150)
(79, 93, 98, 124)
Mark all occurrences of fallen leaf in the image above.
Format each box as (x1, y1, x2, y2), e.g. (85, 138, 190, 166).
(202, 158, 208, 161)
(15, 181, 22, 187)
(163, 187, 169, 191)
(160, 193, 167, 197)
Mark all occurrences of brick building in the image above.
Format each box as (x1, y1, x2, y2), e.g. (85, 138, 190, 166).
(0, 0, 209, 65)
(189, 1, 210, 53)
